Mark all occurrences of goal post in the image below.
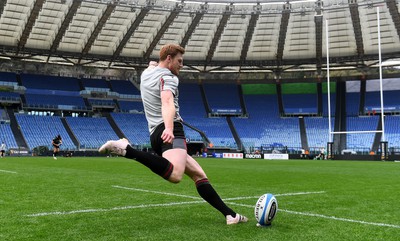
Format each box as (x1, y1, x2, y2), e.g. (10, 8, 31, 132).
(325, 7, 388, 160)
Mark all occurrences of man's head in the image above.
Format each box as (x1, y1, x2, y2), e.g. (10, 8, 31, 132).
(159, 44, 185, 75)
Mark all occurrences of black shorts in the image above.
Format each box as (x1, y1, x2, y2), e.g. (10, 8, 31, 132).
(150, 122, 187, 156)
(53, 144, 60, 149)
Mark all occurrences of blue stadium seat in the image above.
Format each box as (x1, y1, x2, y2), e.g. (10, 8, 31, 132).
(232, 94, 301, 151)
(0, 123, 18, 149)
(203, 83, 242, 114)
(20, 74, 81, 91)
(109, 80, 140, 95)
(346, 116, 379, 150)
(283, 94, 317, 114)
(66, 117, 119, 149)
(15, 114, 76, 150)
(111, 113, 150, 145)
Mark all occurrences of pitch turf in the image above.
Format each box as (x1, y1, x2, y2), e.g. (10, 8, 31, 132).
(1, 156, 400, 240)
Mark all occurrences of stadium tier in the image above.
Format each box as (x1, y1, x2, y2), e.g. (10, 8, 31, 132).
(187, 117, 236, 148)
(283, 94, 317, 114)
(383, 116, 400, 148)
(20, 74, 81, 91)
(117, 100, 144, 113)
(365, 90, 400, 113)
(346, 92, 360, 116)
(346, 116, 379, 150)
(87, 98, 115, 107)
(20, 74, 86, 109)
(180, 83, 235, 146)
(81, 78, 109, 89)
(0, 72, 18, 83)
(203, 83, 242, 114)
(0, 123, 18, 149)
(0, 91, 20, 102)
(15, 114, 76, 150)
(304, 117, 334, 149)
(179, 83, 208, 142)
(65, 117, 119, 149)
(232, 94, 301, 151)
(322, 93, 336, 117)
(25, 93, 86, 109)
(109, 80, 140, 96)
(110, 113, 150, 146)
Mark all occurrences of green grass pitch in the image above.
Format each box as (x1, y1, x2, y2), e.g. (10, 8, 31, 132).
(1, 156, 400, 240)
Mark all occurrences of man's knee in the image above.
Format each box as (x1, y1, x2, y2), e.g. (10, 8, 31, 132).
(168, 172, 183, 183)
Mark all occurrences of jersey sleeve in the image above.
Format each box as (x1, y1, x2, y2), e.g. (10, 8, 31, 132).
(160, 75, 179, 96)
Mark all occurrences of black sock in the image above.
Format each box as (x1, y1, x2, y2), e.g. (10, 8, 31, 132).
(196, 178, 236, 217)
(125, 145, 173, 180)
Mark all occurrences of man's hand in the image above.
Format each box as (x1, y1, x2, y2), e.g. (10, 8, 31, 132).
(161, 128, 174, 144)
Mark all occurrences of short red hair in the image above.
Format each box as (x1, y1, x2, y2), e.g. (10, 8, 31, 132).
(159, 44, 185, 61)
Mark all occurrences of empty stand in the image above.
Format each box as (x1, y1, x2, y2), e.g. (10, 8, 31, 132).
(0, 123, 18, 149)
(180, 83, 236, 147)
(322, 92, 336, 117)
(232, 94, 301, 151)
(20, 74, 81, 91)
(65, 116, 119, 149)
(203, 83, 242, 115)
(109, 79, 140, 96)
(346, 116, 379, 150)
(81, 78, 109, 89)
(0, 72, 18, 83)
(110, 113, 150, 146)
(365, 90, 400, 113)
(15, 114, 76, 150)
(384, 115, 400, 148)
(20, 74, 86, 110)
(304, 117, 333, 149)
(118, 100, 144, 113)
(283, 94, 317, 114)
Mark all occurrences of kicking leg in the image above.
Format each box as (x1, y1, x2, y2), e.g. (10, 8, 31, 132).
(184, 155, 248, 225)
(99, 138, 187, 183)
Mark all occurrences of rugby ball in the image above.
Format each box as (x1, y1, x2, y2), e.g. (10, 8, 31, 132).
(254, 193, 278, 226)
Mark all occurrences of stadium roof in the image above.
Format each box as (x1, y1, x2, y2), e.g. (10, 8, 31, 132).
(0, 0, 400, 73)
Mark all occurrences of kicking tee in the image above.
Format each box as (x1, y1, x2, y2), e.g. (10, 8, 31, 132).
(140, 66, 182, 134)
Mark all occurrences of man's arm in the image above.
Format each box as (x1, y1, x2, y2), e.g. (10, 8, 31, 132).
(161, 90, 176, 143)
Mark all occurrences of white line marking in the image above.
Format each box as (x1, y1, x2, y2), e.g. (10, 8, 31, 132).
(224, 191, 326, 201)
(27, 188, 326, 218)
(0, 169, 17, 174)
(279, 209, 400, 229)
(223, 202, 400, 229)
(112, 185, 325, 201)
(26, 201, 206, 217)
(112, 185, 202, 200)
(25, 187, 400, 229)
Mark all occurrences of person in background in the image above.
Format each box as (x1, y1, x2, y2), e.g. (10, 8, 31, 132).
(52, 135, 62, 160)
(0, 141, 6, 158)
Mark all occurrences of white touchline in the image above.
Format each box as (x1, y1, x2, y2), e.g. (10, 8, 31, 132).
(25, 187, 400, 229)
(0, 169, 17, 174)
(224, 191, 326, 201)
(280, 209, 400, 229)
(225, 202, 400, 229)
(25, 201, 206, 217)
(26, 187, 326, 217)
(112, 185, 202, 200)
(112, 185, 325, 201)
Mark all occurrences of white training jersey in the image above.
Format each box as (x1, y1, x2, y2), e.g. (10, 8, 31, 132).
(0, 143, 5, 150)
(140, 66, 182, 134)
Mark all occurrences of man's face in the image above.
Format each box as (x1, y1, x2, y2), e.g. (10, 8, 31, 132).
(167, 53, 183, 75)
